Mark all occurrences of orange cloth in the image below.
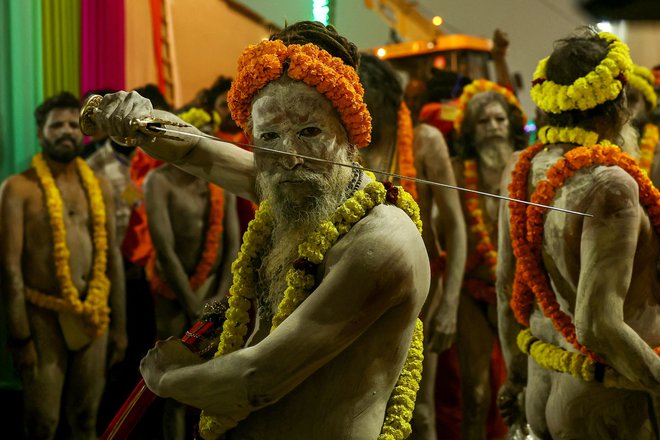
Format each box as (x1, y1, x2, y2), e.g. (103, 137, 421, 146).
(121, 150, 163, 266)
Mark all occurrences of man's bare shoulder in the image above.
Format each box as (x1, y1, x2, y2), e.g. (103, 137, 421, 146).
(0, 170, 39, 201)
(414, 123, 448, 155)
(583, 165, 640, 213)
(330, 203, 429, 284)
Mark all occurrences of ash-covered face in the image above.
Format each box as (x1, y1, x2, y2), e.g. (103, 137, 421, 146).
(475, 100, 510, 144)
(39, 108, 84, 163)
(251, 80, 354, 226)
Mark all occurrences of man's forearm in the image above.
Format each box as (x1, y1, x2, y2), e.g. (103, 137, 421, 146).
(157, 252, 197, 312)
(108, 247, 126, 333)
(2, 265, 31, 340)
(497, 286, 527, 384)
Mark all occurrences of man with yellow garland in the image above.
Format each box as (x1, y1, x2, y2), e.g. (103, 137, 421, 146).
(90, 22, 429, 440)
(357, 53, 467, 440)
(626, 65, 660, 187)
(450, 79, 527, 440)
(0, 91, 127, 439)
(497, 29, 660, 439)
(143, 107, 240, 440)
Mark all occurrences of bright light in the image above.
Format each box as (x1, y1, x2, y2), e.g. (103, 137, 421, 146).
(432, 15, 443, 26)
(313, 0, 331, 25)
(597, 21, 612, 33)
(377, 48, 386, 57)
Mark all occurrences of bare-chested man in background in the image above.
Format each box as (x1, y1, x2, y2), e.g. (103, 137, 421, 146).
(358, 53, 467, 440)
(498, 29, 660, 439)
(0, 92, 126, 439)
(144, 108, 239, 440)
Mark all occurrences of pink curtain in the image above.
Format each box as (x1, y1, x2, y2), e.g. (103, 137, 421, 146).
(81, 0, 125, 96)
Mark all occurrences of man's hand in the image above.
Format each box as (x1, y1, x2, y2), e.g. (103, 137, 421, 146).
(492, 29, 509, 60)
(107, 326, 128, 368)
(140, 337, 203, 397)
(93, 91, 156, 146)
(425, 310, 456, 354)
(12, 341, 38, 381)
(497, 379, 525, 427)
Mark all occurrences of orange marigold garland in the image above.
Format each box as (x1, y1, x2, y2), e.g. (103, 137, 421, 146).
(638, 123, 659, 174)
(509, 143, 660, 361)
(396, 101, 418, 200)
(227, 40, 371, 147)
(146, 184, 225, 299)
(454, 79, 526, 135)
(462, 159, 498, 303)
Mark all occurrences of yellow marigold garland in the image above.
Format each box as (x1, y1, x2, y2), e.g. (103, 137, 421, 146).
(27, 153, 111, 338)
(227, 40, 372, 147)
(531, 32, 632, 114)
(629, 65, 658, 109)
(537, 125, 612, 147)
(396, 101, 418, 200)
(199, 178, 424, 439)
(453, 79, 526, 135)
(638, 123, 659, 174)
(517, 328, 596, 381)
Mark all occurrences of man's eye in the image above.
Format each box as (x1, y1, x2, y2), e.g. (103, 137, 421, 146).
(299, 127, 321, 137)
(260, 132, 279, 141)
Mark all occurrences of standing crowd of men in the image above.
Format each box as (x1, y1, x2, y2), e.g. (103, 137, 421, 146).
(1, 19, 660, 440)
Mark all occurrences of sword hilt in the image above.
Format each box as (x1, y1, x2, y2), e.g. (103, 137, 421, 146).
(79, 93, 190, 142)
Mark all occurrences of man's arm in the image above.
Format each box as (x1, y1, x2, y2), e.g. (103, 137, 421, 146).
(93, 91, 257, 201)
(144, 170, 200, 321)
(492, 29, 514, 91)
(575, 168, 660, 392)
(416, 124, 467, 353)
(495, 159, 528, 425)
(99, 176, 127, 367)
(0, 177, 37, 376)
(140, 206, 429, 418)
(212, 193, 240, 302)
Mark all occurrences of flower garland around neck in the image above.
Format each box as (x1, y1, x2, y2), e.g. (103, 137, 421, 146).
(531, 32, 632, 114)
(462, 159, 497, 304)
(630, 65, 658, 109)
(146, 183, 225, 299)
(396, 101, 418, 200)
(227, 39, 371, 147)
(508, 141, 660, 363)
(198, 175, 424, 440)
(26, 153, 111, 338)
(537, 125, 612, 147)
(453, 78, 526, 135)
(638, 123, 659, 174)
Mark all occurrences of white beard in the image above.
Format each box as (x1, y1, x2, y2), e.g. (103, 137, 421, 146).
(255, 152, 353, 317)
(619, 121, 641, 160)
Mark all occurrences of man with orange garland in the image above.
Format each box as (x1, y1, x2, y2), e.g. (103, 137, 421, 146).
(450, 79, 527, 440)
(626, 65, 660, 186)
(497, 29, 660, 439)
(358, 53, 467, 440)
(144, 107, 239, 439)
(91, 22, 429, 439)
(0, 92, 126, 439)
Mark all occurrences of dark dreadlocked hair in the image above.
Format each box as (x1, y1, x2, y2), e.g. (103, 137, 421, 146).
(358, 53, 402, 147)
(543, 27, 628, 141)
(269, 21, 361, 70)
(35, 91, 80, 131)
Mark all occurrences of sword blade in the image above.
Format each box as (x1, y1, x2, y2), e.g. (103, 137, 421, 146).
(148, 126, 593, 218)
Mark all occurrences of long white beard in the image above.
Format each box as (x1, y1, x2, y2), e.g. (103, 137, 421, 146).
(255, 152, 353, 316)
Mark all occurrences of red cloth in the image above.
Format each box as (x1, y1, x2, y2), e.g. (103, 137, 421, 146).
(435, 341, 508, 440)
(420, 101, 460, 138)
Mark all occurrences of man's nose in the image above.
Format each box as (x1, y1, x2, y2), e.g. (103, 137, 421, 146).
(280, 136, 304, 169)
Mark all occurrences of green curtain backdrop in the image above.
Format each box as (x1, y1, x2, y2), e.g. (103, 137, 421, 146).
(0, 0, 44, 388)
(42, 0, 80, 98)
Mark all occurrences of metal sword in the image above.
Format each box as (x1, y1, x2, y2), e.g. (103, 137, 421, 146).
(78, 96, 592, 218)
(148, 125, 593, 218)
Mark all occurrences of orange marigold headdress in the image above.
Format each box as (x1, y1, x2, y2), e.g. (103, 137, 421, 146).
(227, 39, 372, 148)
(453, 79, 526, 135)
